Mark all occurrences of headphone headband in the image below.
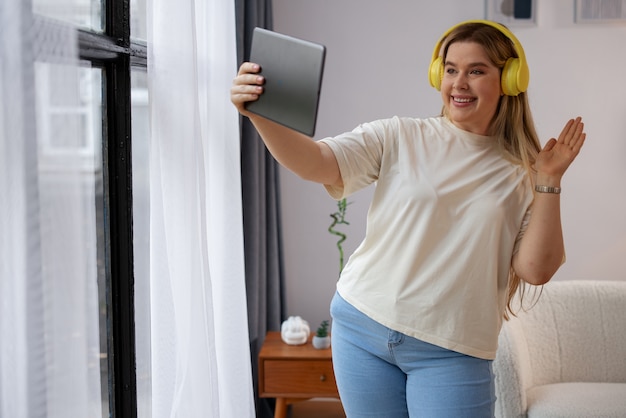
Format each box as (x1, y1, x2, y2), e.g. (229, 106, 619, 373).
(428, 19, 529, 96)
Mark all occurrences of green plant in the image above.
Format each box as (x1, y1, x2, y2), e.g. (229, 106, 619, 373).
(316, 320, 329, 338)
(328, 198, 350, 275)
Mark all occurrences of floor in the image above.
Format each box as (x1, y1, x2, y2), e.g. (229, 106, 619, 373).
(289, 399, 346, 418)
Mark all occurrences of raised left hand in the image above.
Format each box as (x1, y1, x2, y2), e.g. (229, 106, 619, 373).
(535, 117, 587, 178)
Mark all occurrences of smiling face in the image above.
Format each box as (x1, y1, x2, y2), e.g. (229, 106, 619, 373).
(441, 41, 503, 136)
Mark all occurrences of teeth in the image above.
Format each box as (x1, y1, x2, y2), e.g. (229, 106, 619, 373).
(453, 97, 474, 103)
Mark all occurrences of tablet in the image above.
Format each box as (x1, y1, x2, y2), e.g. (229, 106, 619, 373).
(246, 28, 326, 136)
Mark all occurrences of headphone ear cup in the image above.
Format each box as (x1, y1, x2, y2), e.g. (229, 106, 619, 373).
(502, 57, 521, 96)
(429, 56, 444, 91)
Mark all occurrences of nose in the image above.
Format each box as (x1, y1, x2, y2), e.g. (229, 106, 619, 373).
(453, 73, 469, 90)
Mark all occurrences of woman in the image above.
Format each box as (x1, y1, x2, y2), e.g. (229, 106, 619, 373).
(231, 20, 586, 417)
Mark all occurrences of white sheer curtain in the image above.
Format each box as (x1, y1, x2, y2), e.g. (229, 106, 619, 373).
(0, 1, 103, 417)
(147, 0, 255, 416)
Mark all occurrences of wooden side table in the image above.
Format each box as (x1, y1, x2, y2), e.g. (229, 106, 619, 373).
(259, 331, 340, 418)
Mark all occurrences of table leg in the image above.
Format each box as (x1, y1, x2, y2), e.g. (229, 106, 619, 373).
(274, 398, 287, 418)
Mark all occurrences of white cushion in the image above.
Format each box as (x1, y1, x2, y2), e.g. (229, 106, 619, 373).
(527, 382, 626, 418)
(518, 281, 626, 386)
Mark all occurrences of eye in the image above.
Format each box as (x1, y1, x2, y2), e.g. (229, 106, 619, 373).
(470, 69, 484, 75)
(445, 67, 457, 75)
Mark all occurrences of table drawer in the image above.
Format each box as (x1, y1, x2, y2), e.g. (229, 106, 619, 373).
(263, 360, 338, 395)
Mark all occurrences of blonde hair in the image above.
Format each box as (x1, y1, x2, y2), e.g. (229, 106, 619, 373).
(439, 22, 542, 318)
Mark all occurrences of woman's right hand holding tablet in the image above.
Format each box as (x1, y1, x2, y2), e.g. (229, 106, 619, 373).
(230, 62, 264, 117)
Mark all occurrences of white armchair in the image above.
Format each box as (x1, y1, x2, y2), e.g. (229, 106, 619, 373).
(494, 280, 626, 418)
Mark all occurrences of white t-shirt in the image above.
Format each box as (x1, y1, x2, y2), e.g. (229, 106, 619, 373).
(320, 116, 534, 360)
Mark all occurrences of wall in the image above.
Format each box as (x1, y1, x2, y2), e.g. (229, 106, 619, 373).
(272, 0, 626, 329)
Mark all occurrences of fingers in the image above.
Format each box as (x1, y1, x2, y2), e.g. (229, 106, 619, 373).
(234, 62, 264, 88)
(230, 77, 264, 99)
(231, 62, 265, 112)
(237, 62, 262, 76)
(574, 131, 587, 153)
(542, 137, 557, 152)
(559, 116, 585, 148)
(558, 118, 576, 144)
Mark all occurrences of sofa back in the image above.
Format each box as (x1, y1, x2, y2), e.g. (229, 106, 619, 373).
(510, 280, 626, 387)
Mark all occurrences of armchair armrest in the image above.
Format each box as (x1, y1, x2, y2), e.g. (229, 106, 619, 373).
(494, 316, 533, 418)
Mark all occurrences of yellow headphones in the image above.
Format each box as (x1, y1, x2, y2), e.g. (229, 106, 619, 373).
(428, 19, 529, 96)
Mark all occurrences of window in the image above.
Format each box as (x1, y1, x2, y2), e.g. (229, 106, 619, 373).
(31, 0, 147, 416)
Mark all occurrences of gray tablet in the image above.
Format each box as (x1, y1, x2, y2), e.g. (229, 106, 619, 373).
(246, 28, 326, 137)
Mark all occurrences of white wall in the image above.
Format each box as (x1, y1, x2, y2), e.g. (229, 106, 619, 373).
(272, 0, 626, 329)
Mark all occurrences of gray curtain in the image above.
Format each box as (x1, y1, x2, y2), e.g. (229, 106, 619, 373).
(235, 1, 284, 417)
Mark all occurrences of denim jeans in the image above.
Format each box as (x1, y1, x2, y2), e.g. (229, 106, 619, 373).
(330, 292, 495, 417)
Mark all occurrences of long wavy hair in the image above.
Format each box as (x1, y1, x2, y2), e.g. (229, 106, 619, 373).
(439, 22, 542, 318)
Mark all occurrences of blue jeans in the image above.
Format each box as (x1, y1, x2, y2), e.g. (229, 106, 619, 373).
(330, 292, 495, 417)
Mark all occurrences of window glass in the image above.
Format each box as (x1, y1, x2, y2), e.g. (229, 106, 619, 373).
(34, 61, 108, 417)
(132, 69, 151, 418)
(131, 0, 147, 40)
(33, 0, 104, 32)
(93, 67, 109, 418)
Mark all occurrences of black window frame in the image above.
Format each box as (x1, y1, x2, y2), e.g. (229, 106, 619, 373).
(63, 0, 146, 416)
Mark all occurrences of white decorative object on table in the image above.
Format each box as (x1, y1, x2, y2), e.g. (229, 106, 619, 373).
(280, 316, 310, 345)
